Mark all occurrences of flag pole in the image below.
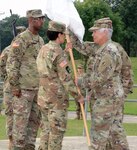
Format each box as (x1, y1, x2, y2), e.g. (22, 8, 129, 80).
(66, 33, 91, 148)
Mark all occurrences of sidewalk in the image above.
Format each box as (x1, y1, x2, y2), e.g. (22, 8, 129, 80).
(0, 136, 137, 150)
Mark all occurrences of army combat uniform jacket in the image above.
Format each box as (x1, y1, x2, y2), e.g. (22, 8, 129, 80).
(36, 41, 78, 109)
(6, 29, 44, 91)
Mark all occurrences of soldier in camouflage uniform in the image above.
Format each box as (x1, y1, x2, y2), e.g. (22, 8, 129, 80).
(74, 64, 85, 120)
(36, 20, 79, 150)
(106, 42, 133, 150)
(71, 17, 131, 150)
(6, 9, 45, 150)
(0, 26, 26, 150)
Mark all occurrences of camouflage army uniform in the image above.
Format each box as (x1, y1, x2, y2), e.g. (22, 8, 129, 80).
(0, 45, 14, 137)
(36, 21, 78, 150)
(73, 64, 85, 120)
(106, 42, 133, 150)
(0, 26, 27, 149)
(71, 18, 130, 150)
(6, 10, 45, 150)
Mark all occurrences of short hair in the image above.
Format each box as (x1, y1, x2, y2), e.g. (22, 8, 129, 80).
(46, 30, 63, 41)
(98, 28, 113, 39)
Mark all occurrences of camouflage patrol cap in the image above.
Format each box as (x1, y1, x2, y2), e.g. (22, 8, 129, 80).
(89, 17, 113, 32)
(48, 21, 66, 33)
(16, 26, 26, 33)
(77, 64, 84, 69)
(26, 9, 45, 18)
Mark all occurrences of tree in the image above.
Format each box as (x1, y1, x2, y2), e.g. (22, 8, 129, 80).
(118, 0, 137, 56)
(0, 14, 27, 51)
(0, 15, 48, 51)
(75, 0, 124, 42)
(104, 0, 122, 12)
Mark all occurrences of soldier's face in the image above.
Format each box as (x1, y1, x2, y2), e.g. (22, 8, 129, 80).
(58, 33, 65, 44)
(92, 29, 106, 45)
(32, 17, 45, 29)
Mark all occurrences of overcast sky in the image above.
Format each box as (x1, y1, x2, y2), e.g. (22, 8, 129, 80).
(0, 0, 84, 20)
(0, 0, 47, 20)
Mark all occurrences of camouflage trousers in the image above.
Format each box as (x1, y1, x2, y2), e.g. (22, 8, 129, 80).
(105, 102, 125, 150)
(11, 89, 41, 150)
(3, 87, 14, 137)
(90, 96, 129, 150)
(75, 99, 83, 119)
(38, 103, 68, 150)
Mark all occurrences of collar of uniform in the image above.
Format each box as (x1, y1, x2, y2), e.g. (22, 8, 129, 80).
(26, 28, 40, 42)
(95, 39, 112, 55)
(49, 40, 61, 48)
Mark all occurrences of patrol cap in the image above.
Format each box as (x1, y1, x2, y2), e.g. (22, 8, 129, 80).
(48, 21, 66, 33)
(16, 26, 26, 33)
(89, 17, 112, 32)
(77, 64, 84, 69)
(26, 9, 45, 18)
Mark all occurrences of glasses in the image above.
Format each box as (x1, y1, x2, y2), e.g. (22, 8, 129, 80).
(33, 17, 45, 21)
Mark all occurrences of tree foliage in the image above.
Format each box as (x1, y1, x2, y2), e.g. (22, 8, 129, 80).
(0, 15, 48, 52)
(0, 0, 137, 56)
(119, 0, 137, 56)
(75, 0, 123, 42)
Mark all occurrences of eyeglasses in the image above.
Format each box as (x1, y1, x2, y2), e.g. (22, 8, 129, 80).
(33, 17, 45, 21)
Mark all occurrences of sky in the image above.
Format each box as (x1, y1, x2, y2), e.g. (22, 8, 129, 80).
(0, 0, 46, 20)
(0, 0, 84, 20)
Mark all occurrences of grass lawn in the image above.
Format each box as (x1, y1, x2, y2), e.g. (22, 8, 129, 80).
(0, 115, 137, 140)
(131, 57, 137, 83)
(68, 98, 137, 116)
(66, 120, 137, 136)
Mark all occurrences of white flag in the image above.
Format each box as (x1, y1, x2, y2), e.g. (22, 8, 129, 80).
(45, 0, 85, 42)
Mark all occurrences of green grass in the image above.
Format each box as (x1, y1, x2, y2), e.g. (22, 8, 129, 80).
(124, 88, 137, 115)
(0, 115, 8, 140)
(1, 116, 137, 140)
(131, 57, 137, 83)
(66, 120, 137, 136)
(68, 99, 137, 116)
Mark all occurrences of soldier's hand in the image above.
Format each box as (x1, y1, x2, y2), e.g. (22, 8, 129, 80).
(78, 95, 84, 104)
(12, 89, 22, 98)
(65, 42, 73, 52)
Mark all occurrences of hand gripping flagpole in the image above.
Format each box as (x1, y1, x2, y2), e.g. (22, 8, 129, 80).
(66, 33, 91, 148)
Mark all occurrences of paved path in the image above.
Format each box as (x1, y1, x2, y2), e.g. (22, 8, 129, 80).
(68, 111, 137, 123)
(0, 136, 137, 150)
